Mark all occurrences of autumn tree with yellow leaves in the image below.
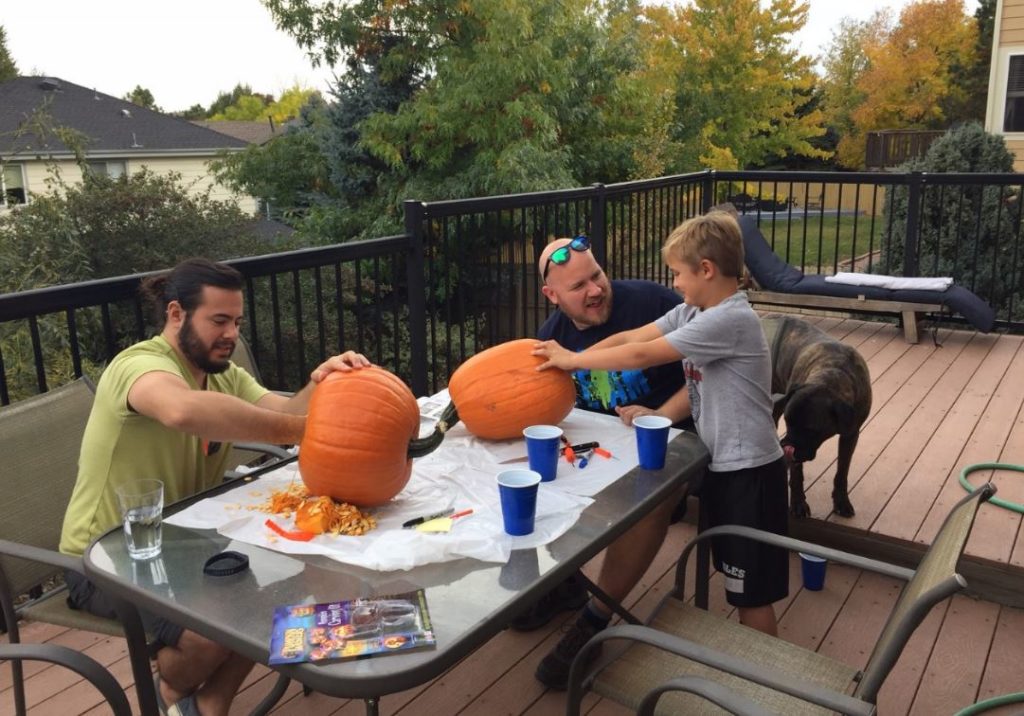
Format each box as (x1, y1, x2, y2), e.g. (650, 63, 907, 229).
(823, 0, 978, 169)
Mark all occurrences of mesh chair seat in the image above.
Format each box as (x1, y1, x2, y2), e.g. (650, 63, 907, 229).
(594, 599, 857, 715)
(568, 484, 996, 716)
(20, 586, 156, 644)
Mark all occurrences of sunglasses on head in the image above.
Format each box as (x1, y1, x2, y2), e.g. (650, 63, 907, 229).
(542, 235, 591, 279)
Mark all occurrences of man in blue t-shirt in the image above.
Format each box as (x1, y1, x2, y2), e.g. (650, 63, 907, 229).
(539, 277, 688, 426)
(509, 237, 692, 643)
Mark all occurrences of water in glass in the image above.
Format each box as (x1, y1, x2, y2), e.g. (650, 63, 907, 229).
(123, 505, 162, 559)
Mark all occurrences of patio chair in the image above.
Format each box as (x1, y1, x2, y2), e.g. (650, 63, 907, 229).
(0, 643, 132, 716)
(0, 377, 159, 716)
(566, 482, 997, 716)
(226, 334, 294, 479)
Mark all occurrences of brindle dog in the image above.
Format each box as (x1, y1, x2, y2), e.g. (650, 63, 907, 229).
(761, 316, 872, 518)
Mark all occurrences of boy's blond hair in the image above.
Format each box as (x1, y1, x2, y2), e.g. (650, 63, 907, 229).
(662, 211, 745, 278)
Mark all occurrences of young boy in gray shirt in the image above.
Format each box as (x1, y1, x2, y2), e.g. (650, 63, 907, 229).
(534, 210, 788, 637)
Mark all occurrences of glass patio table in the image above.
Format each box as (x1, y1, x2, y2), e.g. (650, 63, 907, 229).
(84, 429, 708, 715)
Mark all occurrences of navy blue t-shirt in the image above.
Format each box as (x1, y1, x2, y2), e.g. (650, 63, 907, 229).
(538, 280, 685, 416)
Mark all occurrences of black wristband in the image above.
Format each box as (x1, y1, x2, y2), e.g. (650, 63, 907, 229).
(203, 551, 250, 577)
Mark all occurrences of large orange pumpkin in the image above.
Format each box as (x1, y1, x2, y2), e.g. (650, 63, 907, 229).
(447, 339, 576, 440)
(299, 366, 442, 506)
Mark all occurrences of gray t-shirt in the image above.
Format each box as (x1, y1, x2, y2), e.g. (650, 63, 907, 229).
(655, 293, 782, 472)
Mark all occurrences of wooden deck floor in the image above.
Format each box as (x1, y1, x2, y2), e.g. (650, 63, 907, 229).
(4, 317, 1024, 715)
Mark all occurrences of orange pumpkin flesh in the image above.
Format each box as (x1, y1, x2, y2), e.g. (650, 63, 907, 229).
(299, 367, 420, 507)
(447, 339, 576, 440)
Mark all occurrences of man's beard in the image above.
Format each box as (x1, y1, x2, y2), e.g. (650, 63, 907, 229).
(179, 315, 234, 375)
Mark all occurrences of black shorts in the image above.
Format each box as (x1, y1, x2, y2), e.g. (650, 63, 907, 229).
(65, 570, 183, 656)
(703, 458, 788, 608)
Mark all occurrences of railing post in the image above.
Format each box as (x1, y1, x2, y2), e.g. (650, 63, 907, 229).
(904, 172, 924, 276)
(404, 200, 429, 397)
(590, 183, 608, 267)
(701, 170, 715, 213)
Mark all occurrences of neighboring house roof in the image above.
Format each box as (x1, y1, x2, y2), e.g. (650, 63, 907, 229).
(0, 76, 249, 158)
(193, 120, 282, 145)
(248, 217, 297, 241)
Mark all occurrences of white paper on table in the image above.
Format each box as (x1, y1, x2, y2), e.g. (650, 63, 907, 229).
(166, 393, 681, 571)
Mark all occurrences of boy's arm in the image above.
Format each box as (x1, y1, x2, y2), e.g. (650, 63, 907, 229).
(534, 336, 681, 372)
(615, 386, 691, 426)
(586, 322, 662, 351)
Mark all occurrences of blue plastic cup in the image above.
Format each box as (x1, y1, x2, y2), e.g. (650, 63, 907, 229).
(497, 469, 542, 536)
(523, 425, 563, 482)
(799, 552, 827, 591)
(634, 415, 672, 469)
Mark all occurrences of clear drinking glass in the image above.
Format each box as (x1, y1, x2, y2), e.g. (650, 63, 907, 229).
(115, 479, 164, 560)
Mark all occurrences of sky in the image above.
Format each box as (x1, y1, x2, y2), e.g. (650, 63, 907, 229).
(4, 0, 983, 114)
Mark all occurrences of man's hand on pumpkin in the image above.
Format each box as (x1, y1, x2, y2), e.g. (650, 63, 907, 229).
(310, 351, 372, 382)
(532, 340, 576, 371)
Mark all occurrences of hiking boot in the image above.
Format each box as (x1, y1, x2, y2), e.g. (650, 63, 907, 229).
(534, 613, 604, 690)
(509, 575, 588, 631)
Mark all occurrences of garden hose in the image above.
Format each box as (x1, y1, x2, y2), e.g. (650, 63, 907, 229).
(950, 463, 1024, 715)
(958, 462, 1024, 514)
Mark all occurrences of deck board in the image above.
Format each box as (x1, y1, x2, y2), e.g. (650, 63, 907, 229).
(4, 320, 1024, 715)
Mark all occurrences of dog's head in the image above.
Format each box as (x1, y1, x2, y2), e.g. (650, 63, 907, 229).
(775, 384, 855, 464)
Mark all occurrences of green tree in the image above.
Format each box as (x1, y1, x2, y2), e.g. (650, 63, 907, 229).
(176, 103, 208, 120)
(268, 85, 320, 123)
(950, 0, 996, 123)
(123, 85, 160, 112)
(0, 25, 18, 82)
(211, 101, 333, 225)
(206, 84, 273, 118)
(666, 0, 828, 169)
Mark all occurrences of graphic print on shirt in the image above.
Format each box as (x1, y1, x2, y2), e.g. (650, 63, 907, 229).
(683, 359, 703, 423)
(573, 368, 652, 411)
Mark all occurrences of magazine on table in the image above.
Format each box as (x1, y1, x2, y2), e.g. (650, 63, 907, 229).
(268, 589, 436, 664)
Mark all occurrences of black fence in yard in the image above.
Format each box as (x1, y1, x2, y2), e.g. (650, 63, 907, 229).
(3, 169, 1024, 404)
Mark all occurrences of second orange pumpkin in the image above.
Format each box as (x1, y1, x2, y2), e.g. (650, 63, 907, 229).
(447, 339, 576, 440)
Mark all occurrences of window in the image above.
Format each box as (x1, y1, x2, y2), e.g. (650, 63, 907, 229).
(1005, 55, 1024, 133)
(86, 160, 127, 178)
(1, 163, 26, 208)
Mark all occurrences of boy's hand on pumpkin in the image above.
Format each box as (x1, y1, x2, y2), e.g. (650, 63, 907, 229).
(310, 351, 372, 382)
(532, 340, 575, 371)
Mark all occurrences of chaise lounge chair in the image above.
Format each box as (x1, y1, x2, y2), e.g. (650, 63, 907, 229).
(735, 214, 996, 343)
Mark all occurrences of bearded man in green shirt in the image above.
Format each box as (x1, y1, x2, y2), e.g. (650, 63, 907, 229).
(60, 258, 370, 716)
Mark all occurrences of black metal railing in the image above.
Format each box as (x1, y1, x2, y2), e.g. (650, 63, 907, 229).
(3, 169, 1024, 404)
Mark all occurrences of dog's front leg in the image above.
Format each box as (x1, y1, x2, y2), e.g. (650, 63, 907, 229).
(789, 462, 811, 518)
(832, 432, 858, 518)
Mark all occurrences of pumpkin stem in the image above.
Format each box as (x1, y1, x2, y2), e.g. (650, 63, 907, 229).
(408, 401, 460, 458)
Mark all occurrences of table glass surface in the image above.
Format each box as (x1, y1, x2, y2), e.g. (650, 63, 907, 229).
(85, 431, 708, 698)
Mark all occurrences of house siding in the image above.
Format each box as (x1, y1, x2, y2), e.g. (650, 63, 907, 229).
(15, 157, 257, 214)
(1001, 0, 1024, 44)
(987, 0, 1024, 167)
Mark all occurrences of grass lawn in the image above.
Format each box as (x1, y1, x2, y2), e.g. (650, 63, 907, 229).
(753, 213, 892, 272)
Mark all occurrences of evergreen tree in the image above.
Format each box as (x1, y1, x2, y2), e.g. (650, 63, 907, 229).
(0, 26, 19, 82)
(882, 123, 1018, 316)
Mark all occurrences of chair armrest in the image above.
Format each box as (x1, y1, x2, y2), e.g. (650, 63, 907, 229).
(637, 675, 779, 716)
(0, 643, 132, 715)
(569, 625, 876, 716)
(232, 443, 293, 460)
(675, 525, 914, 599)
(0, 539, 83, 574)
